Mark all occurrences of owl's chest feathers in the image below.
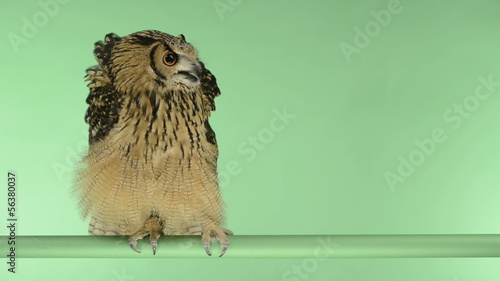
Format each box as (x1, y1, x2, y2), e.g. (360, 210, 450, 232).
(108, 90, 214, 162)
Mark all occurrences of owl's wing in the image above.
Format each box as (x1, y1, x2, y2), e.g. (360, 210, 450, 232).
(199, 62, 221, 113)
(84, 67, 122, 145)
(84, 33, 123, 145)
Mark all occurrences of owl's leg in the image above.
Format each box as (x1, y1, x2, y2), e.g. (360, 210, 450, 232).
(201, 225, 233, 257)
(128, 216, 162, 254)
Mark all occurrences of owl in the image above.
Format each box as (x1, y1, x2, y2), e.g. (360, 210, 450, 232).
(74, 30, 232, 256)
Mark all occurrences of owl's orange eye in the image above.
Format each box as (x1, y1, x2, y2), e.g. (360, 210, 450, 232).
(163, 52, 177, 66)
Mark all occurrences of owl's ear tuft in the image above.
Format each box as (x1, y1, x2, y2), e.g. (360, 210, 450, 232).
(105, 33, 120, 43)
(93, 33, 121, 68)
(179, 34, 186, 42)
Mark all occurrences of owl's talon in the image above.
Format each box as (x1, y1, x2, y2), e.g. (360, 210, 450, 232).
(128, 216, 162, 254)
(151, 241, 157, 255)
(129, 240, 141, 253)
(202, 226, 231, 257)
(204, 242, 212, 256)
(220, 241, 229, 257)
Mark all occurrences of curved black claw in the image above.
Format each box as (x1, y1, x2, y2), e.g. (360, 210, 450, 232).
(204, 242, 212, 256)
(151, 241, 157, 255)
(129, 240, 141, 254)
(219, 241, 229, 257)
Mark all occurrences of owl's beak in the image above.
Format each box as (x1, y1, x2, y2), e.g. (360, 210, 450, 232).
(190, 63, 202, 81)
(177, 64, 201, 83)
(177, 72, 198, 83)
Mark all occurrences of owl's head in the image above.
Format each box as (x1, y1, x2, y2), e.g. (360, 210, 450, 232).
(94, 30, 204, 94)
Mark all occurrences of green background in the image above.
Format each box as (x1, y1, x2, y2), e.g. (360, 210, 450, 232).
(1, 0, 500, 280)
